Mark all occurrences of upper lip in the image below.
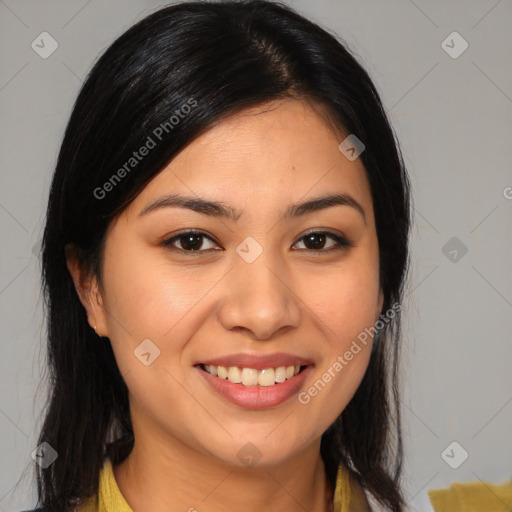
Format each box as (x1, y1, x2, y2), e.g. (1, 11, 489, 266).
(197, 352, 313, 371)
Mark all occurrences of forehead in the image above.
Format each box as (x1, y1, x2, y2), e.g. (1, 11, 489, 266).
(125, 98, 373, 222)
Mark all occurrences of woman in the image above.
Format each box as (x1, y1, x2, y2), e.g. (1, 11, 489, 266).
(30, 1, 411, 510)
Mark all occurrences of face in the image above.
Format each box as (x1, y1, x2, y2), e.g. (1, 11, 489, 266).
(76, 98, 383, 468)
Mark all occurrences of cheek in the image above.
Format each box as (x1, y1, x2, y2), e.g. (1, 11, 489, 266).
(102, 245, 202, 341)
(100, 242, 227, 403)
(304, 255, 381, 345)
(300, 250, 380, 411)
(100, 251, 209, 432)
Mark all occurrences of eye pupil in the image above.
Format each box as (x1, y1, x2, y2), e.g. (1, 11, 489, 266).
(181, 233, 203, 251)
(304, 233, 326, 250)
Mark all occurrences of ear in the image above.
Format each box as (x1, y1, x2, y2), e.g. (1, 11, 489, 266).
(65, 243, 109, 337)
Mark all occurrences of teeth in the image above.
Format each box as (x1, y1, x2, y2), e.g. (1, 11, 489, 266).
(258, 368, 275, 387)
(203, 364, 303, 386)
(241, 367, 258, 386)
(227, 366, 242, 383)
(275, 366, 287, 383)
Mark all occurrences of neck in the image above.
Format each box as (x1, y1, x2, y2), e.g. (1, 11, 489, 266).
(114, 422, 332, 512)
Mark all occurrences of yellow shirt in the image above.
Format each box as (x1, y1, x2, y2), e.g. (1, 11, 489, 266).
(79, 459, 512, 511)
(429, 478, 512, 512)
(79, 458, 367, 512)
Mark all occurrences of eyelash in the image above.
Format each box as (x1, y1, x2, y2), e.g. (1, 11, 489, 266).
(160, 229, 352, 255)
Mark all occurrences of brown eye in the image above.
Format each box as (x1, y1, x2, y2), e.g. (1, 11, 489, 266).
(294, 231, 352, 252)
(162, 231, 219, 252)
(161, 230, 352, 255)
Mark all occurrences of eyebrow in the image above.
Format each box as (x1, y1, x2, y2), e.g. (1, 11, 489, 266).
(138, 192, 366, 224)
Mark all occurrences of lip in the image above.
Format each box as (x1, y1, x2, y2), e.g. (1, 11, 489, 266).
(195, 363, 314, 409)
(197, 352, 313, 371)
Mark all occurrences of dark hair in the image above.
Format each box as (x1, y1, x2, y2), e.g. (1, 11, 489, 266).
(38, 1, 411, 510)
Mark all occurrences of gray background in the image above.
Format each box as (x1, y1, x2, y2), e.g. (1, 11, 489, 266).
(1, 0, 511, 510)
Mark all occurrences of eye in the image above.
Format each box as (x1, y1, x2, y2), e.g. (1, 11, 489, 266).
(293, 230, 352, 252)
(161, 229, 352, 254)
(161, 230, 219, 252)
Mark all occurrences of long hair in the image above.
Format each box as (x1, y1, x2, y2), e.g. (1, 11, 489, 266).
(38, 1, 411, 510)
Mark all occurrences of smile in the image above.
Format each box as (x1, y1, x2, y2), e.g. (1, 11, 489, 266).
(196, 363, 313, 409)
(200, 363, 305, 386)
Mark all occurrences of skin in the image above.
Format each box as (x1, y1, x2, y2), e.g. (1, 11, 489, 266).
(67, 98, 382, 512)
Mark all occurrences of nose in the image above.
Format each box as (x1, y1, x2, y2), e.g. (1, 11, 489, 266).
(217, 254, 301, 341)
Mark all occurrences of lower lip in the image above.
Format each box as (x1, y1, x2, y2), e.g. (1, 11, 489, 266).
(196, 365, 313, 409)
